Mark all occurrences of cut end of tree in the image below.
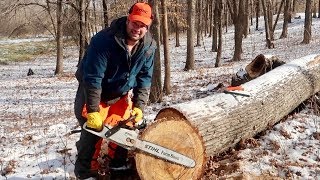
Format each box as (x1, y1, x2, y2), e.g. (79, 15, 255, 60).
(135, 108, 206, 180)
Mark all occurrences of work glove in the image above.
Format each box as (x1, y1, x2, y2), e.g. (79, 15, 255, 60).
(86, 112, 103, 131)
(131, 107, 143, 125)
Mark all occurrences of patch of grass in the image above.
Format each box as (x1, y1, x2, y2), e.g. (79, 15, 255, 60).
(0, 40, 57, 63)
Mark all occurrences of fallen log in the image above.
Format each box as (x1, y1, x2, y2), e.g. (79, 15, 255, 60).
(135, 54, 320, 179)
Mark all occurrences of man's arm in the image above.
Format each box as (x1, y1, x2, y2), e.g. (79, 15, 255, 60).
(133, 48, 155, 110)
(82, 37, 107, 113)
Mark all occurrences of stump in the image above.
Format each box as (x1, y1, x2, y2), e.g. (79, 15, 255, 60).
(135, 55, 320, 179)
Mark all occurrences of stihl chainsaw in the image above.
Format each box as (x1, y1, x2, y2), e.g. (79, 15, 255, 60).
(83, 117, 195, 168)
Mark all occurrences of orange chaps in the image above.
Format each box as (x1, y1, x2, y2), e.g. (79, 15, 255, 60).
(82, 94, 133, 171)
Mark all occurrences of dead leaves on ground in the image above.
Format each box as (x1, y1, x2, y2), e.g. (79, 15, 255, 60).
(1, 160, 16, 176)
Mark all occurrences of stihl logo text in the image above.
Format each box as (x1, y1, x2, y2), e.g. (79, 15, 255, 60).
(145, 144, 180, 161)
(145, 144, 160, 153)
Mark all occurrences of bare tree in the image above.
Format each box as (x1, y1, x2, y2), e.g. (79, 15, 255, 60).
(280, 0, 290, 39)
(243, 0, 250, 38)
(224, 0, 229, 32)
(55, 0, 63, 75)
(185, 0, 195, 70)
(215, 0, 223, 67)
(174, 0, 180, 47)
(272, 0, 284, 34)
(12, 0, 66, 74)
(302, 0, 312, 44)
(204, 0, 209, 36)
(92, 0, 98, 33)
(292, 0, 297, 15)
(261, 0, 274, 48)
(196, 0, 202, 47)
(255, 0, 260, 30)
(149, 0, 162, 103)
(102, 0, 108, 28)
(78, 0, 87, 62)
(212, 0, 218, 52)
(161, 0, 171, 94)
(208, 0, 213, 37)
(313, 0, 317, 18)
(266, 0, 274, 40)
(318, 0, 320, 18)
(250, 0, 253, 26)
(227, 0, 246, 61)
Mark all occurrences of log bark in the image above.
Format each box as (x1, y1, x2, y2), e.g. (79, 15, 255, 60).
(135, 55, 320, 179)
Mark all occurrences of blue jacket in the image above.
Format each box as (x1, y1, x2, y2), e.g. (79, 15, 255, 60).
(77, 17, 156, 112)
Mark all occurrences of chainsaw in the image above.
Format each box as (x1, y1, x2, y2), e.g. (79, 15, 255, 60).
(83, 116, 196, 168)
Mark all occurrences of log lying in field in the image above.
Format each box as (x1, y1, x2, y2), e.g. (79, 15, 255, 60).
(135, 54, 320, 180)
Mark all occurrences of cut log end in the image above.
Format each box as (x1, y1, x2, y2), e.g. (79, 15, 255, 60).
(135, 108, 206, 180)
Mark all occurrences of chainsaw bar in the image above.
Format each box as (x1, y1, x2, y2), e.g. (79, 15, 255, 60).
(83, 123, 196, 168)
(134, 138, 196, 168)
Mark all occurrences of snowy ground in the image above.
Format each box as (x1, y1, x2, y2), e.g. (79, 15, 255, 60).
(0, 14, 319, 179)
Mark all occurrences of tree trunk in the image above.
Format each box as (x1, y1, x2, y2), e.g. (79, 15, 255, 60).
(255, 0, 259, 30)
(280, 0, 290, 39)
(212, 0, 218, 52)
(55, 0, 63, 75)
(292, 0, 297, 15)
(225, 1, 229, 32)
(175, 0, 180, 47)
(302, 0, 312, 44)
(250, 0, 253, 26)
(272, 0, 284, 33)
(267, 0, 274, 40)
(184, 0, 195, 71)
(196, 0, 202, 46)
(149, 0, 163, 103)
(208, 0, 213, 37)
(261, 0, 273, 48)
(215, 0, 223, 67)
(204, 0, 209, 36)
(92, 0, 98, 33)
(243, 0, 249, 38)
(78, 0, 86, 62)
(161, 0, 171, 94)
(313, 0, 317, 18)
(232, 0, 246, 61)
(288, 0, 292, 23)
(102, 0, 108, 28)
(318, 0, 320, 18)
(135, 54, 320, 179)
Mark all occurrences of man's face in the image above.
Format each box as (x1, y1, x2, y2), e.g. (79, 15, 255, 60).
(126, 20, 148, 41)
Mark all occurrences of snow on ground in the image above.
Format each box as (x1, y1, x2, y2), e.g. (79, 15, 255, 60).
(0, 14, 319, 179)
(0, 36, 54, 45)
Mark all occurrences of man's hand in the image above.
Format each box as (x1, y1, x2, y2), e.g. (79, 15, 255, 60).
(131, 107, 143, 124)
(86, 112, 103, 131)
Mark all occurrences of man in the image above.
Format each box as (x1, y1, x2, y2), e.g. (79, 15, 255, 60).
(74, 2, 156, 179)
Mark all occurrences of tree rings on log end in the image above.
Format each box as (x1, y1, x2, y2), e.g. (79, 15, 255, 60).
(135, 108, 205, 180)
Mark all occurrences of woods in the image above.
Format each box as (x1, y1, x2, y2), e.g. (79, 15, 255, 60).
(1, 0, 320, 179)
(1, 0, 319, 77)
